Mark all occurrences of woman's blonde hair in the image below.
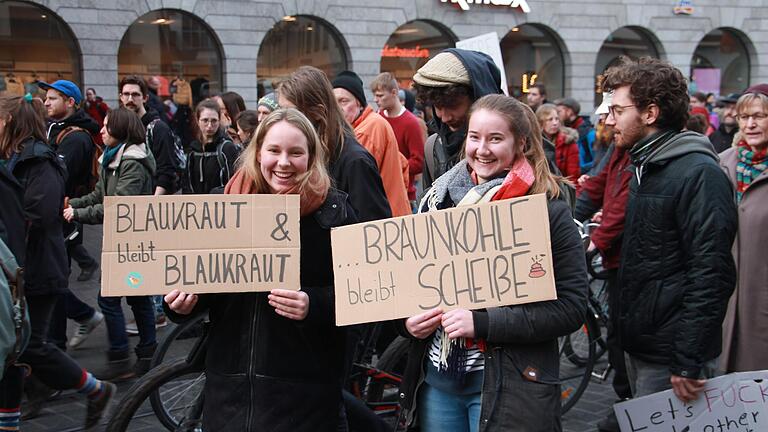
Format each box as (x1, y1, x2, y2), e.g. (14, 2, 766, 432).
(469, 94, 562, 198)
(534, 103, 558, 128)
(239, 108, 331, 198)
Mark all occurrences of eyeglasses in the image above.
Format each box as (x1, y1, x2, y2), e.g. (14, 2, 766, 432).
(120, 92, 143, 98)
(737, 112, 768, 123)
(607, 104, 636, 117)
(199, 119, 219, 125)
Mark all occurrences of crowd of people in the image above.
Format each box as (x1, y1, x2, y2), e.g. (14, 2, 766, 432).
(0, 48, 765, 432)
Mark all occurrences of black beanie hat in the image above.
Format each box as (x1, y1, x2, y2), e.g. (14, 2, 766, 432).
(332, 71, 367, 107)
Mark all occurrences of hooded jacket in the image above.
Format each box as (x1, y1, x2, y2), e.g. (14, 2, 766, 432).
(47, 109, 99, 198)
(619, 130, 737, 378)
(0, 164, 26, 266)
(69, 143, 156, 224)
(421, 49, 503, 192)
(9, 139, 69, 296)
(142, 108, 178, 193)
(709, 122, 738, 154)
(182, 128, 240, 195)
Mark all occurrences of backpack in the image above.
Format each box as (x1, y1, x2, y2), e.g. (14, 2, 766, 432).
(186, 138, 238, 193)
(147, 119, 187, 172)
(0, 238, 29, 377)
(56, 126, 103, 195)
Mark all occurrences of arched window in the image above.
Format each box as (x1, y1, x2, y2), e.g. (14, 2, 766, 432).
(0, 1, 81, 96)
(257, 16, 348, 98)
(500, 24, 566, 100)
(119, 10, 224, 105)
(595, 26, 662, 105)
(691, 28, 751, 96)
(380, 20, 456, 88)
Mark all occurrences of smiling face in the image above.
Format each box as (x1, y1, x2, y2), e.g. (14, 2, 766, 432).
(258, 120, 310, 193)
(465, 109, 516, 184)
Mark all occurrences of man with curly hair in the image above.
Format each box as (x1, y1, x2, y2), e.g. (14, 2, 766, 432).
(603, 57, 737, 404)
(412, 48, 503, 196)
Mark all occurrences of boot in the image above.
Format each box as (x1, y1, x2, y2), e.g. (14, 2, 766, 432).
(21, 375, 61, 420)
(93, 350, 135, 382)
(133, 343, 158, 377)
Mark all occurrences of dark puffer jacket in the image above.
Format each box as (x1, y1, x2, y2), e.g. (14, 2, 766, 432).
(619, 131, 737, 378)
(46, 109, 99, 198)
(166, 189, 357, 432)
(9, 139, 69, 296)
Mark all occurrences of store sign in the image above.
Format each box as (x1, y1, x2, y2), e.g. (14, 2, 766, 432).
(442, 0, 531, 13)
(521, 72, 538, 93)
(381, 45, 431, 59)
(674, 0, 694, 15)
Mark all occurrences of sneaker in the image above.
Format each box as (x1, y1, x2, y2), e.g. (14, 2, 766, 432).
(126, 315, 167, 336)
(68, 311, 104, 349)
(77, 262, 100, 282)
(85, 381, 116, 430)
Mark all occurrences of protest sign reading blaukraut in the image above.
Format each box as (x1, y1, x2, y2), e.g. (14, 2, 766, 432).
(101, 194, 300, 296)
(331, 193, 556, 326)
(615, 370, 768, 432)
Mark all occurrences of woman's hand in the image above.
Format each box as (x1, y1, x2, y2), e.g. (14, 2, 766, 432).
(269, 289, 309, 321)
(63, 206, 75, 222)
(405, 308, 443, 339)
(164, 289, 198, 315)
(442, 309, 475, 339)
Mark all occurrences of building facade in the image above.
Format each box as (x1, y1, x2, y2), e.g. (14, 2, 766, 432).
(1, 0, 766, 114)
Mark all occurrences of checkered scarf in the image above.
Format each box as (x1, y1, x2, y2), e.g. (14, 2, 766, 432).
(736, 140, 768, 203)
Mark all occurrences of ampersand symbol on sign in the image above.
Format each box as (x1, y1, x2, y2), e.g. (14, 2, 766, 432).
(270, 213, 291, 242)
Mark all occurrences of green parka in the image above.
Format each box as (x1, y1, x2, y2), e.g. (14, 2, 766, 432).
(69, 143, 156, 224)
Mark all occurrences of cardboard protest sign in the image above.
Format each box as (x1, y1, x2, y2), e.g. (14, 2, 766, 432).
(332, 193, 556, 326)
(614, 370, 768, 432)
(101, 194, 300, 296)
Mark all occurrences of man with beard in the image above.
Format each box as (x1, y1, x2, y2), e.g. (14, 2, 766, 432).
(413, 48, 503, 195)
(602, 57, 737, 404)
(710, 93, 741, 153)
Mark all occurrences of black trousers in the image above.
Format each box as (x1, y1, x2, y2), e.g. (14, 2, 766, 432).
(65, 222, 97, 270)
(606, 271, 632, 400)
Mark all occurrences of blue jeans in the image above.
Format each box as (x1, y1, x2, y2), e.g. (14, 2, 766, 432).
(418, 382, 481, 432)
(97, 293, 156, 353)
(151, 295, 165, 317)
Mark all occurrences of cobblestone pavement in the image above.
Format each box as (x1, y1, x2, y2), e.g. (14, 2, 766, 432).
(21, 224, 617, 431)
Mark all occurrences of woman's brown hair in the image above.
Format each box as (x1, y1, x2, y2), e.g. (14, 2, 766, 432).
(105, 107, 145, 146)
(469, 94, 562, 198)
(235, 110, 260, 148)
(194, 99, 223, 143)
(239, 108, 331, 199)
(277, 66, 352, 163)
(0, 96, 47, 158)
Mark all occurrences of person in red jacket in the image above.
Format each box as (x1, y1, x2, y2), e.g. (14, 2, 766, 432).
(573, 92, 633, 432)
(536, 103, 580, 183)
(84, 88, 109, 145)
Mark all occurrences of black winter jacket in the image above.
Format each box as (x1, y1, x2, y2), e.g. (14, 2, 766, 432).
(182, 129, 240, 195)
(9, 139, 69, 296)
(619, 131, 737, 378)
(398, 198, 588, 432)
(47, 109, 99, 198)
(142, 108, 178, 193)
(709, 123, 738, 154)
(0, 164, 26, 265)
(329, 133, 391, 222)
(166, 189, 357, 432)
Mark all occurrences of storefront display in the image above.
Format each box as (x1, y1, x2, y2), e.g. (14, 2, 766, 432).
(691, 28, 751, 96)
(500, 24, 565, 101)
(380, 20, 456, 88)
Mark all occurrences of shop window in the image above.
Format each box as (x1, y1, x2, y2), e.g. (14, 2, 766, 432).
(0, 1, 81, 96)
(501, 24, 566, 101)
(119, 10, 224, 105)
(380, 20, 456, 88)
(257, 16, 348, 98)
(595, 26, 662, 105)
(691, 28, 751, 96)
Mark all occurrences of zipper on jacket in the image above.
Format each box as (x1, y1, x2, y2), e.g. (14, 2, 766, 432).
(245, 296, 260, 430)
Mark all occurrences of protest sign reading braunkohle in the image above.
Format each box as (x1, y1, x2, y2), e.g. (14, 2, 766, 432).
(101, 194, 300, 296)
(331, 193, 556, 326)
(615, 370, 768, 432)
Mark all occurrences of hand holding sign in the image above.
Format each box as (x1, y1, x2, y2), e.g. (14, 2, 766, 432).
(442, 309, 475, 339)
(165, 289, 198, 315)
(671, 375, 707, 403)
(406, 308, 443, 339)
(268, 289, 309, 321)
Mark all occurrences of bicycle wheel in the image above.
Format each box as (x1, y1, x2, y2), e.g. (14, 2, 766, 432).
(107, 359, 204, 432)
(152, 314, 207, 368)
(365, 336, 408, 404)
(559, 314, 597, 413)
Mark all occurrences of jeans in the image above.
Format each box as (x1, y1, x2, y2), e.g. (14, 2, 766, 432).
(151, 295, 165, 317)
(97, 293, 156, 353)
(17, 295, 85, 390)
(418, 382, 482, 432)
(49, 290, 96, 349)
(624, 354, 719, 398)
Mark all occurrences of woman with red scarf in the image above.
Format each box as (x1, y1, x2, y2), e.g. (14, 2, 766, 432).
(398, 95, 588, 432)
(164, 108, 357, 431)
(535, 103, 580, 183)
(719, 84, 768, 373)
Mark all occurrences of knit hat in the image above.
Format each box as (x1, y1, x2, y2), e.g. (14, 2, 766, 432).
(332, 71, 367, 107)
(413, 52, 471, 88)
(258, 92, 279, 112)
(744, 84, 768, 98)
(555, 97, 581, 115)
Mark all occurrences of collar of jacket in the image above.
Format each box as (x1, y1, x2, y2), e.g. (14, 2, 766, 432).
(629, 129, 677, 167)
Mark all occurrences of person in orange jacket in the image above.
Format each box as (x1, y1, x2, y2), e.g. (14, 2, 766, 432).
(332, 71, 411, 217)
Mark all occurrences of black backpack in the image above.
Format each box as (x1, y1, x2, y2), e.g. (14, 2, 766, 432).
(186, 138, 239, 193)
(147, 119, 187, 172)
